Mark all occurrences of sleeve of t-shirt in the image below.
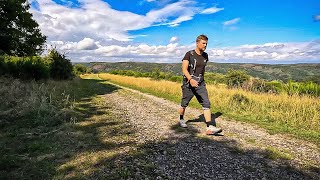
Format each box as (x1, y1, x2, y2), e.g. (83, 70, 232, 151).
(182, 51, 191, 62)
(204, 52, 209, 61)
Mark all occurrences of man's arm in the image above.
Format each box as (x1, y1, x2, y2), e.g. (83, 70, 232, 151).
(182, 60, 198, 87)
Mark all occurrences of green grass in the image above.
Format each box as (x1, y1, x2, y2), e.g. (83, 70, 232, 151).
(265, 146, 294, 160)
(94, 74, 320, 146)
(1, 75, 319, 179)
(0, 77, 164, 179)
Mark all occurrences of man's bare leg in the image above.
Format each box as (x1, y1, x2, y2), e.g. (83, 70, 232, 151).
(203, 109, 222, 135)
(203, 109, 211, 123)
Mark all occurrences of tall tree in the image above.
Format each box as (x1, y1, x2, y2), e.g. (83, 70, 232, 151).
(0, 0, 46, 56)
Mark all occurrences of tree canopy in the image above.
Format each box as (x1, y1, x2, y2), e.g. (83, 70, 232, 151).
(0, 0, 46, 56)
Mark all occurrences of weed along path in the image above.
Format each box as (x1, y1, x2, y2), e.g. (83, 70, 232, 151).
(97, 78, 320, 179)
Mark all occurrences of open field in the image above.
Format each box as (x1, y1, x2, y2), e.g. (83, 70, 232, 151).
(96, 73, 320, 145)
(1, 75, 319, 179)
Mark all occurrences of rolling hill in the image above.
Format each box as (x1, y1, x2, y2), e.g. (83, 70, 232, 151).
(79, 62, 320, 83)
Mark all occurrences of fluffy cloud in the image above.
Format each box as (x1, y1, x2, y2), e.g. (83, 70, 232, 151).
(169, 36, 179, 43)
(48, 38, 320, 63)
(30, 0, 208, 42)
(209, 40, 320, 63)
(77, 38, 98, 50)
(29, 1, 319, 63)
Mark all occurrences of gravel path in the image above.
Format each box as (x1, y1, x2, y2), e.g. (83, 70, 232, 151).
(103, 82, 320, 179)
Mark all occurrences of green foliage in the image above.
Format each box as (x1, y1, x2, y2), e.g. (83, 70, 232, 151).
(0, 0, 46, 56)
(266, 80, 283, 93)
(283, 80, 320, 96)
(305, 75, 320, 84)
(0, 55, 50, 80)
(107, 69, 320, 97)
(73, 64, 91, 75)
(284, 80, 301, 96)
(247, 79, 278, 93)
(204, 72, 226, 84)
(1, 50, 78, 81)
(47, 49, 74, 80)
(299, 81, 320, 96)
(226, 69, 250, 88)
(169, 76, 183, 83)
(88, 62, 320, 85)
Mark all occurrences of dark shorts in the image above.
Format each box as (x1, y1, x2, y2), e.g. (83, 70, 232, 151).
(180, 81, 211, 109)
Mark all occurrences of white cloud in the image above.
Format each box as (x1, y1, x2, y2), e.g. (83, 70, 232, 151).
(77, 38, 98, 50)
(147, 0, 197, 27)
(223, 17, 241, 26)
(208, 40, 320, 63)
(169, 36, 179, 43)
(201, 7, 224, 14)
(30, 0, 201, 42)
(47, 39, 320, 63)
(28, 1, 320, 64)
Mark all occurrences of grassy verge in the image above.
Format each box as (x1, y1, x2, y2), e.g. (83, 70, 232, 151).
(94, 73, 320, 145)
(0, 76, 162, 179)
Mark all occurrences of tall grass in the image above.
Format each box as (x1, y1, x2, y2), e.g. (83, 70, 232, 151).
(0, 77, 76, 128)
(97, 73, 320, 144)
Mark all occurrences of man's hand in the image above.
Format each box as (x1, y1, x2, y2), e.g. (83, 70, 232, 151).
(189, 79, 199, 88)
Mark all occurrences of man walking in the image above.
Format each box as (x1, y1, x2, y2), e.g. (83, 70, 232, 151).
(178, 34, 222, 135)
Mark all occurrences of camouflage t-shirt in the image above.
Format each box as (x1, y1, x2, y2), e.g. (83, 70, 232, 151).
(182, 50, 209, 77)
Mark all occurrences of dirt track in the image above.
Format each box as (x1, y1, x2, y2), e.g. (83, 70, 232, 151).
(104, 81, 320, 179)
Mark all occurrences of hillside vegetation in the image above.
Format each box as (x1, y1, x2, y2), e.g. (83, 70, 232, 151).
(85, 62, 320, 83)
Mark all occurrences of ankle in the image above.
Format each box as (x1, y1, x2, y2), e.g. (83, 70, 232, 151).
(206, 121, 214, 127)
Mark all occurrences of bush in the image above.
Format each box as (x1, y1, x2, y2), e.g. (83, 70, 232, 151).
(204, 72, 226, 85)
(47, 49, 73, 80)
(73, 64, 91, 75)
(169, 76, 183, 83)
(298, 81, 320, 96)
(266, 80, 283, 94)
(0, 55, 50, 80)
(226, 69, 250, 88)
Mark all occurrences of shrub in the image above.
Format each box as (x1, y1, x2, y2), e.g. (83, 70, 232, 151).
(226, 69, 250, 88)
(47, 49, 73, 80)
(283, 80, 300, 96)
(266, 80, 283, 94)
(298, 81, 320, 96)
(0, 55, 50, 80)
(204, 72, 226, 85)
(73, 64, 90, 75)
(169, 76, 183, 83)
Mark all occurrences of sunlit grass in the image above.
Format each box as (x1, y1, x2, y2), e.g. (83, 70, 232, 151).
(0, 76, 159, 179)
(94, 73, 320, 144)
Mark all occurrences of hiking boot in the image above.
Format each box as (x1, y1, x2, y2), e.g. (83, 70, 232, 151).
(206, 125, 222, 135)
(179, 119, 188, 128)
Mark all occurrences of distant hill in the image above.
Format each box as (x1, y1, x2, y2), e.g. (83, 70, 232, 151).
(79, 62, 320, 83)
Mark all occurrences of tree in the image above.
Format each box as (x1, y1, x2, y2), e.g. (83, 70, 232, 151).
(47, 49, 73, 80)
(0, 0, 46, 56)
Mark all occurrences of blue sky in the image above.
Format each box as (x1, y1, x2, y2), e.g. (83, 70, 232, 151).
(29, 0, 320, 63)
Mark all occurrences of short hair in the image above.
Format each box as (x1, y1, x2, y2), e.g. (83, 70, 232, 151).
(196, 34, 208, 42)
